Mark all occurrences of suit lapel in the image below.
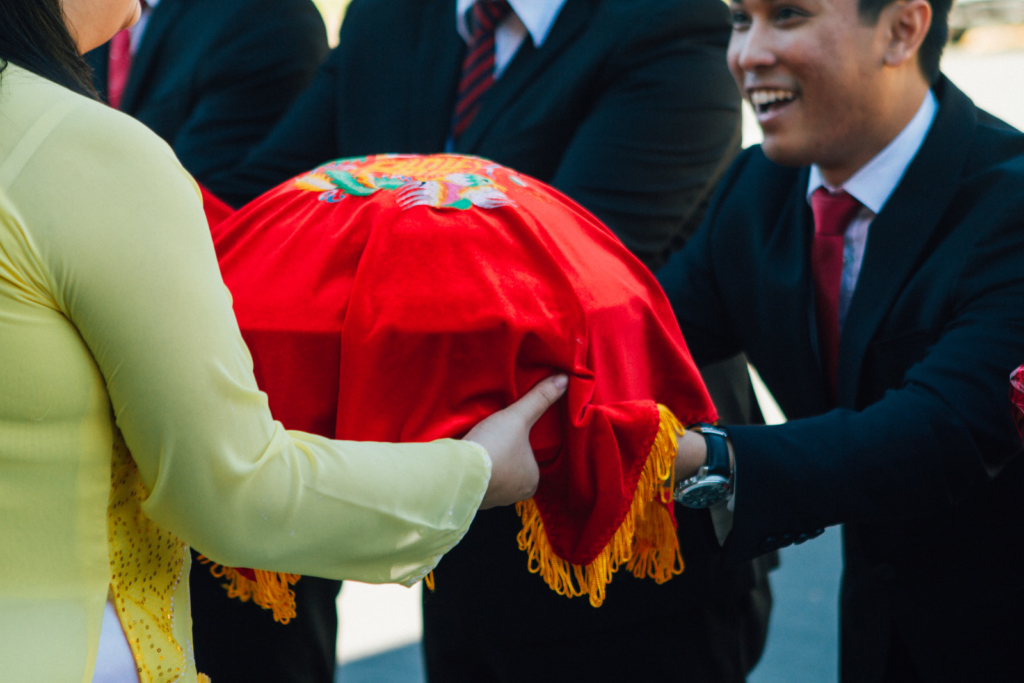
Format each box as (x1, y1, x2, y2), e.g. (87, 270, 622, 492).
(409, 0, 465, 151)
(120, 0, 189, 113)
(84, 44, 111, 101)
(837, 79, 977, 406)
(771, 171, 834, 409)
(455, 0, 593, 152)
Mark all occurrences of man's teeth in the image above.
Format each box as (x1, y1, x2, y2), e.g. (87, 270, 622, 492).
(750, 90, 796, 110)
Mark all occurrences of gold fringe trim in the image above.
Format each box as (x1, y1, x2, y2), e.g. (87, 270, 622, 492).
(424, 571, 435, 590)
(197, 556, 301, 624)
(515, 404, 685, 607)
(198, 675, 211, 683)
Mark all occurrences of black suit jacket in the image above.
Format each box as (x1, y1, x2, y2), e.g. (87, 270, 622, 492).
(85, 0, 328, 186)
(661, 78, 1024, 682)
(211, 0, 741, 271)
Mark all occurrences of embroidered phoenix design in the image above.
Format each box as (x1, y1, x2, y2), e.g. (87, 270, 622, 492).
(293, 154, 519, 211)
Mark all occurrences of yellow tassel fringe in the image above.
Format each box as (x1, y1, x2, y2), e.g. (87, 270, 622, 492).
(515, 404, 685, 607)
(198, 556, 302, 624)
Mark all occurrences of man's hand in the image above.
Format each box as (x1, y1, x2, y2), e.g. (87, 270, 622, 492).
(466, 375, 569, 509)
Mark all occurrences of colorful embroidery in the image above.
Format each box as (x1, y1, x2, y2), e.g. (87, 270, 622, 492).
(294, 154, 518, 211)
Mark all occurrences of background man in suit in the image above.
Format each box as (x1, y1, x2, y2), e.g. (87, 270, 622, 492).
(85, 0, 328, 186)
(210, 1, 774, 681)
(86, 2, 332, 681)
(661, 0, 1024, 678)
(212, 0, 734, 272)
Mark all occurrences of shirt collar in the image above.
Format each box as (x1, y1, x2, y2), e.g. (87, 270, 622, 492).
(807, 89, 938, 214)
(456, 0, 566, 48)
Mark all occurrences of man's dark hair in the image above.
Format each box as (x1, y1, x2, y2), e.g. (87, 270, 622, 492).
(858, 0, 952, 84)
(0, 0, 98, 98)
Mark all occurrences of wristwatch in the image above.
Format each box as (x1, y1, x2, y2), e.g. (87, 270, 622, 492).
(673, 424, 733, 509)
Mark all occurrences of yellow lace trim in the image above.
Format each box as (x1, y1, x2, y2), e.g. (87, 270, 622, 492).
(514, 404, 685, 607)
(107, 428, 192, 682)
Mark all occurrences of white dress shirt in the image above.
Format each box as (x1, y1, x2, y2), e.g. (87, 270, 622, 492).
(129, 0, 162, 54)
(455, 0, 567, 79)
(807, 90, 938, 333)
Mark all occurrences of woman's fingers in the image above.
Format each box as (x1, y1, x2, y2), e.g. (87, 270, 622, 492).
(466, 375, 569, 509)
(506, 375, 569, 427)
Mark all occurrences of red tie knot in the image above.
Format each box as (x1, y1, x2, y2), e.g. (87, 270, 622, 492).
(470, 0, 513, 36)
(811, 187, 862, 237)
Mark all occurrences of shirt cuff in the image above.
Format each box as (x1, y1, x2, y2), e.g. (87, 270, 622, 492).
(709, 466, 736, 546)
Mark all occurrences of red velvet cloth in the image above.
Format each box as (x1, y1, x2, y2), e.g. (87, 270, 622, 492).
(1012, 365, 1024, 444)
(208, 154, 716, 569)
(200, 184, 235, 230)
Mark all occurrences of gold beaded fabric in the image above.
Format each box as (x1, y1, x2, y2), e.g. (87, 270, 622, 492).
(107, 428, 196, 683)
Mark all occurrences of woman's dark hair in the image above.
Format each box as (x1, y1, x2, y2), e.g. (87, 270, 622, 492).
(858, 0, 952, 85)
(0, 0, 98, 99)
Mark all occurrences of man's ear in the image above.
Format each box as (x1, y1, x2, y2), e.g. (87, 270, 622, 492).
(881, 0, 932, 68)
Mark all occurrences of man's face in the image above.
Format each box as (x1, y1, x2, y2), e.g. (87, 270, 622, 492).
(727, 0, 894, 171)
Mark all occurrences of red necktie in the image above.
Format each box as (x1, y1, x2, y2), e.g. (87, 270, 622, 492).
(810, 187, 862, 399)
(451, 1, 513, 141)
(107, 29, 132, 110)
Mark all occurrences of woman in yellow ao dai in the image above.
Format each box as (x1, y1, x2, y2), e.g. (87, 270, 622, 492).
(0, 1, 564, 681)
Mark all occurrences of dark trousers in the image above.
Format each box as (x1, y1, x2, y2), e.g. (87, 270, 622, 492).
(423, 548, 774, 683)
(189, 549, 341, 683)
(422, 353, 774, 683)
(882, 632, 925, 683)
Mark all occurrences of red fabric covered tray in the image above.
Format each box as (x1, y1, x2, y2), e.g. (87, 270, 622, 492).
(200, 155, 716, 614)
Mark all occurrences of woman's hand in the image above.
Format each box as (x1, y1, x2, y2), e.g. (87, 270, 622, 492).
(466, 375, 568, 509)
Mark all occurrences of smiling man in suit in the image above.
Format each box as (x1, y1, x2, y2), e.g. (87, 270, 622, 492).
(85, 0, 328, 186)
(208, 1, 781, 682)
(660, 0, 1024, 679)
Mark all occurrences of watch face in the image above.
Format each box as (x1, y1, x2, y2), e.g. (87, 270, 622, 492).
(677, 477, 731, 509)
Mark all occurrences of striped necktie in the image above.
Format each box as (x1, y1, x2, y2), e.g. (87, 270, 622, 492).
(451, 1, 513, 142)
